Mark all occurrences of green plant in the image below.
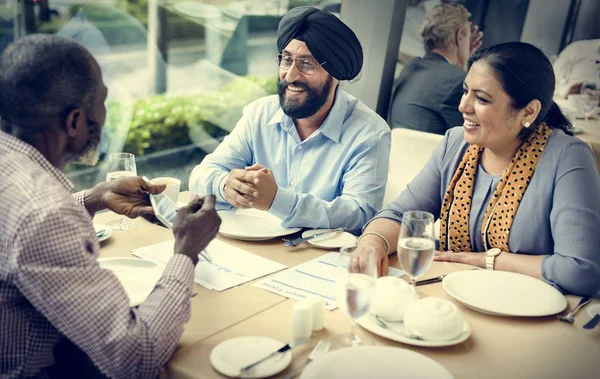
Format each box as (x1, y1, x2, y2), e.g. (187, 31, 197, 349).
(110, 74, 277, 157)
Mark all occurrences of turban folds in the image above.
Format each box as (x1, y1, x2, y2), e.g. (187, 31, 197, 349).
(277, 6, 363, 81)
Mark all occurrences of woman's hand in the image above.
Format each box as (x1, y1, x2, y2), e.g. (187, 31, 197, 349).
(349, 237, 389, 276)
(433, 250, 486, 268)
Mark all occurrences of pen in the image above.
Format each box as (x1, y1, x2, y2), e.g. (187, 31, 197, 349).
(199, 249, 212, 263)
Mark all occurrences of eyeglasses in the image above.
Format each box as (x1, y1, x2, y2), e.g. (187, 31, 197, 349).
(276, 54, 326, 75)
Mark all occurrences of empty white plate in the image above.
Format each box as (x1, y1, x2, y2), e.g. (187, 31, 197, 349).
(93, 223, 112, 243)
(302, 229, 358, 249)
(210, 336, 292, 378)
(442, 270, 567, 317)
(356, 313, 471, 348)
(97, 257, 164, 307)
(300, 345, 452, 379)
(217, 209, 301, 241)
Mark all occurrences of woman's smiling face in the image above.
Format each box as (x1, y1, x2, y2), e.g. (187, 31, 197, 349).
(458, 60, 524, 150)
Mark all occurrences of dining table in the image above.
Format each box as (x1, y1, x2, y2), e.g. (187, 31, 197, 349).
(94, 192, 600, 379)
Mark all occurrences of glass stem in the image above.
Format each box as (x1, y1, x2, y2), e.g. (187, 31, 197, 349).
(350, 319, 360, 346)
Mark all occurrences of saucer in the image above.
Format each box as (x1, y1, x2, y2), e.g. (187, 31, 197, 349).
(210, 336, 292, 378)
(356, 313, 471, 347)
(93, 223, 112, 243)
(302, 229, 358, 249)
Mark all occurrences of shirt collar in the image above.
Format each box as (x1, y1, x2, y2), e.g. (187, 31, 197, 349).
(267, 87, 347, 143)
(424, 51, 452, 64)
(0, 130, 74, 191)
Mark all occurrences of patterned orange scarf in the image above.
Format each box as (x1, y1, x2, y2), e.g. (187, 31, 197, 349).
(439, 123, 553, 252)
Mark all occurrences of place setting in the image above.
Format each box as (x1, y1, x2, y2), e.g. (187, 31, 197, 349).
(284, 227, 358, 249)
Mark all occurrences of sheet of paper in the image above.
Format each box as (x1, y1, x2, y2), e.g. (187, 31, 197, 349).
(131, 239, 287, 291)
(254, 252, 405, 310)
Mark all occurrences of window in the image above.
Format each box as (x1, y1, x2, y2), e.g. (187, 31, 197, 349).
(1, 0, 321, 191)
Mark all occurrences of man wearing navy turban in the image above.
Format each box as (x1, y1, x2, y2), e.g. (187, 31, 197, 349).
(190, 7, 391, 230)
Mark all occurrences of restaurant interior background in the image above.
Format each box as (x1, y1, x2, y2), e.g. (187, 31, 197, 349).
(0, 0, 598, 191)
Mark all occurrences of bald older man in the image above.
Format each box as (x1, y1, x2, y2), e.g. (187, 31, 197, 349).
(190, 6, 391, 230)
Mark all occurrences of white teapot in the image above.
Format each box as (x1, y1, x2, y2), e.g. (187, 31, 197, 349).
(403, 297, 464, 341)
(372, 276, 418, 321)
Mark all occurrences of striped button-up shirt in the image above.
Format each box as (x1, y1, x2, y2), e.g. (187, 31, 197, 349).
(0, 131, 195, 379)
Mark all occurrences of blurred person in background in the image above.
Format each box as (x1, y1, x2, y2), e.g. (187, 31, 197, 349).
(553, 38, 600, 98)
(389, 3, 482, 135)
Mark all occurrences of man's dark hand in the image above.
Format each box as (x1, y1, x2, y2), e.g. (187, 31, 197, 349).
(85, 176, 166, 217)
(173, 195, 221, 265)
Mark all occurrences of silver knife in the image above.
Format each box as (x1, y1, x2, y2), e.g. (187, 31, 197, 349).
(583, 313, 600, 329)
(283, 227, 347, 247)
(416, 275, 446, 286)
(238, 343, 291, 374)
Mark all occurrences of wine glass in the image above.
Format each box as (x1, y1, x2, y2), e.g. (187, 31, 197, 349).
(332, 245, 377, 349)
(580, 82, 599, 122)
(105, 153, 137, 231)
(397, 211, 435, 294)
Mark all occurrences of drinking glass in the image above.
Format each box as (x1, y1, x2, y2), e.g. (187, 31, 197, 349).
(332, 245, 377, 348)
(397, 211, 435, 294)
(106, 153, 137, 231)
(580, 82, 599, 122)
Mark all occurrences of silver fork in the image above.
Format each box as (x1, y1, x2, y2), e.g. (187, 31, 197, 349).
(282, 340, 330, 379)
(557, 296, 591, 324)
(283, 227, 347, 247)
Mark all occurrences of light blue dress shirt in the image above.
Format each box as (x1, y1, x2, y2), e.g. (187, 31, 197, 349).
(189, 89, 391, 229)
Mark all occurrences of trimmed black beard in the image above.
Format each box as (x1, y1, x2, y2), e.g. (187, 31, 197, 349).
(278, 75, 334, 120)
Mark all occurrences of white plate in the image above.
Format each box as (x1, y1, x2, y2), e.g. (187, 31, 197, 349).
(587, 303, 600, 318)
(442, 270, 567, 317)
(356, 313, 471, 348)
(301, 229, 358, 249)
(97, 258, 164, 307)
(300, 345, 453, 379)
(93, 223, 112, 243)
(210, 336, 292, 378)
(217, 209, 301, 241)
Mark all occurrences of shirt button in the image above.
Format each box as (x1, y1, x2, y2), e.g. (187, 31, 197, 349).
(290, 181, 295, 186)
(297, 146, 303, 151)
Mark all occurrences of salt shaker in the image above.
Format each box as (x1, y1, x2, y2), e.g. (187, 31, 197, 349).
(307, 298, 325, 331)
(291, 301, 313, 346)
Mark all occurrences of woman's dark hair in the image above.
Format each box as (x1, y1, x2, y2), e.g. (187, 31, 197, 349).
(468, 42, 572, 139)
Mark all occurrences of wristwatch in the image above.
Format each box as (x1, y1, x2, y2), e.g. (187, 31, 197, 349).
(485, 248, 502, 270)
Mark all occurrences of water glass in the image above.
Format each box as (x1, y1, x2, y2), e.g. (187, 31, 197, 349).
(106, 153, 137, 231)
(397, 211, 435, 293)
(332, 245, 377, 348)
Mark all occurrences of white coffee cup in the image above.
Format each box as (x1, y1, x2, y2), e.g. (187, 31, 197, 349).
(372, 276, 418, 322)
(150, 177, 181, 203)
(403, 297, 464, 341)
